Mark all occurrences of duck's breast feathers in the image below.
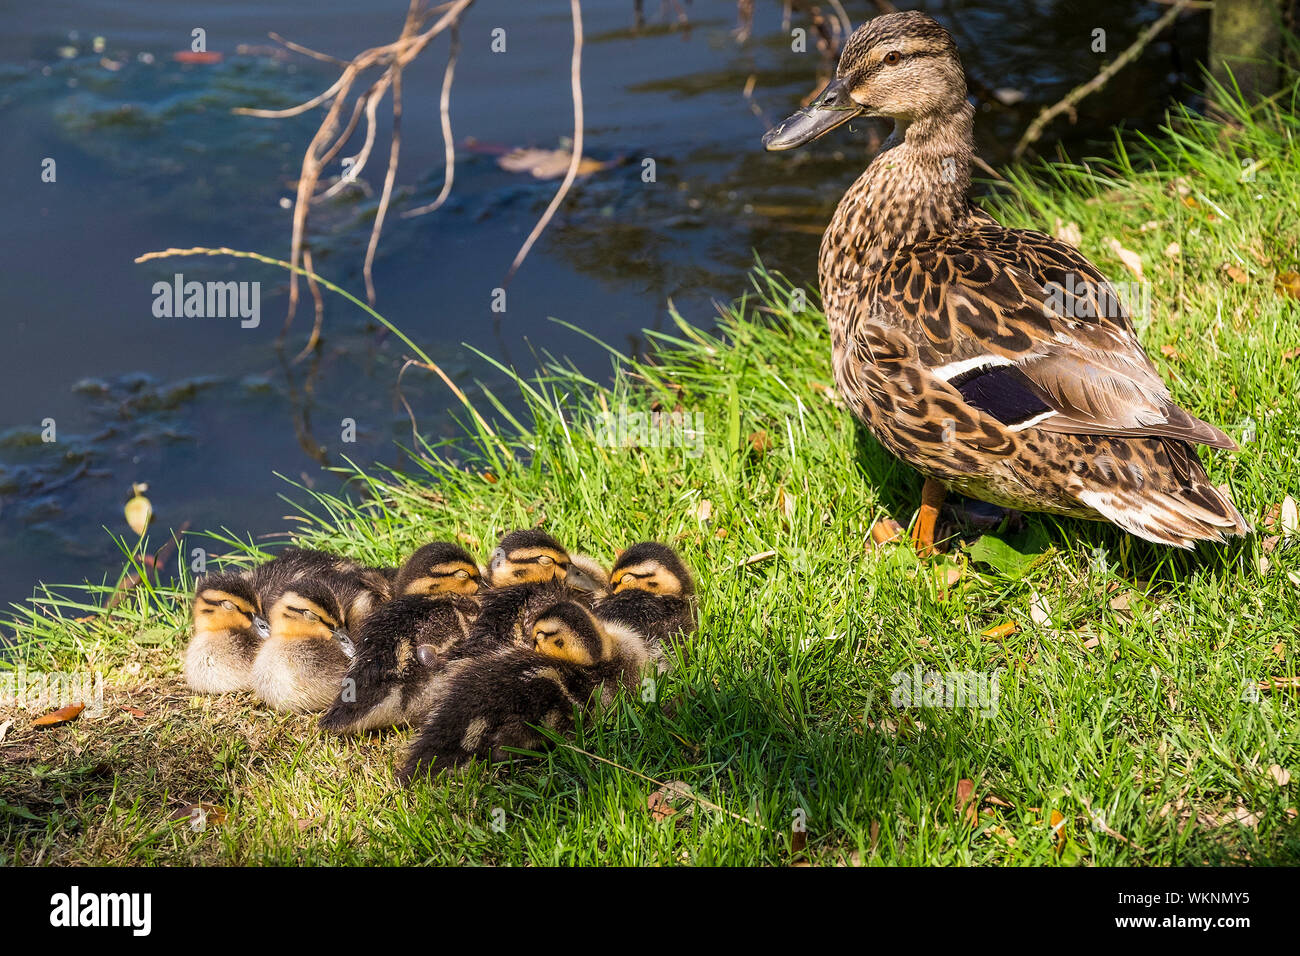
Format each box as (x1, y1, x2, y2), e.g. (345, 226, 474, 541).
(874, 226, 1235, 449)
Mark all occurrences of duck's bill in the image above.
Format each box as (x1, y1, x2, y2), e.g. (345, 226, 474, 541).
(334, 629, 357, 659)
(762, 77, 863, 150)
(253, 615, 271, 640)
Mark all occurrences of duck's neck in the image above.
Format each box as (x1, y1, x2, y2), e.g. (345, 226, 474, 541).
(819, 101, 976, 301)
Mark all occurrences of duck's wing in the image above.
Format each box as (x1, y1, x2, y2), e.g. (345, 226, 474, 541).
(876, 226, 1236, 449)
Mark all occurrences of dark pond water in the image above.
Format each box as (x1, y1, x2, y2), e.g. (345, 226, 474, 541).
(0, 0, 1209, 611)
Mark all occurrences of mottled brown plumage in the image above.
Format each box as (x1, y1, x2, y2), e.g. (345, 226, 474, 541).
(765, 11, 1247, 548)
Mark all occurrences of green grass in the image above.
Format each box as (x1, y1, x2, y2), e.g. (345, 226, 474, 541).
(3, 74, 1300, 866)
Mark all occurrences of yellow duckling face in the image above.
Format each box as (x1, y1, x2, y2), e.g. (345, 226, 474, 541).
(763, 12, 966, 150)
(609, 543, 692, 597)
(397, 542, 482, 597)
(268, 588, 347, 645)
(193, 573, 263, 636)
(531, 602, 608, 667)
(487, 530, 570, 587)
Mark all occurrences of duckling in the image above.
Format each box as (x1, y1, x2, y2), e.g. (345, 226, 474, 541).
(183, 570, 269, 693)
(392, 541, 482, 597)
(399, 601, 659, 782)
(566, 552, 611, 595)
(318, 543, 481, 734)
(594, 542, 697, 651)
(253, 546, 394, 634)
(251, 579, 356, 713)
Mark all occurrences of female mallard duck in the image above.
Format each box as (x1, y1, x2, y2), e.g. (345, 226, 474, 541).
(319, 543, 481, 734)
(183, 570, 270, 693)
(763, 11, 1248, 552)
(398, 600, 658, 781)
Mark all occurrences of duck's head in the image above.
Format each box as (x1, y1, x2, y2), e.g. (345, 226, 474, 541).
(268, 581, 355, 658)
(531, 601, 609, 667)
(609, 542, 694, 598)
(762, 11, 965, 150)
(395, 542, 482, 597)
(487, 529, 571, 587)
(192, 572, 267, 638)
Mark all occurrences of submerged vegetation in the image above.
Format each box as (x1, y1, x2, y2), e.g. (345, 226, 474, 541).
(3, 69, 1300, 865)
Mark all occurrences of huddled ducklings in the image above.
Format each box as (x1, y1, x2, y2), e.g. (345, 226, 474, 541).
(254, 546, 394, 634)
(183, 569, 270, 693)
(251, 578, 359, 713)
(593, 542, 697, 651)
(399, 599, 663, 781)
(319, 543, 482, 734)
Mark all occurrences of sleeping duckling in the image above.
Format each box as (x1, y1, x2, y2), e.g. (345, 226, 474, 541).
(253, 546, 394, 635)
(399, 601, 659, 781)
(593, 542, 697, 651)
(183, 570, 270, 693)
(393, 541, 482, 597)
(566, 552, 611, 595)
(318, 543, 481, 734)
(251, 579, 357, 713)
(453, 529, 586, 659)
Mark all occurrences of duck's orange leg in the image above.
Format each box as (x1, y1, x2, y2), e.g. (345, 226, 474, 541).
(910, 477, 947, 558)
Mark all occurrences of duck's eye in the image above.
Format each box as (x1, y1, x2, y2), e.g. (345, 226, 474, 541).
(303, 610, 319, 622)
(884, 51, 901, 65)
(455, 569, 470, 579)
(537, 555, 553, 567)
(220, 600, 237, 611)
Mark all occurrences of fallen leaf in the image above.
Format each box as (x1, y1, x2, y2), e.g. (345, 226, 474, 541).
(1159, 344, 1183, 361)
(646, 780, 693, 822)
(956, 779, 979, 826)
(1271, 641, 1286, 660)
(1222, 264, 1249, 285)
(693, 499, 713, 523)
(981, 621, 1018, 641)
(869, 518, 905, 547)
(121, 706, 147, 718)
(1275, 271, 1300, 299)
(169, 803, 228, 826)
(776, 487, 796, 522)
(1281, 495, 1299, 538)
(1267, 764, 1291, 786)
(1029, 591, 1052, 627)
(738, 549, 776, 567)
(1163, 241, 1181, 258)
(0, 718, 12, 744)
(1053, 219, 1082, 247)
(1049, 809, 1067, 851)
(748, 430, 772, 457)
(124, 483, 152, 536)
(498, 147, 608, 180)
(33, 703, 84, 728)
(481, 472, 497, 484)
(1105, 238, 1144, 281)
(984, 794, 1014, 809)
(1284, 347, 1300, 361)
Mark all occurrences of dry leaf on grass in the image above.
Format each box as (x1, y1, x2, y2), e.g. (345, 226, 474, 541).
(32, 702, 85, 728)
(1221, 264, 1250, 285)
(692, 499, 713, 523)
(869, 518, 905, 547)
(0, 718, 12, 744)
(1105, 238, 1144, 281)
(1267, 764, 1291, 787)
(1053, 218, 1082, 247)
(1049, 809, 1067, 851)
(1275, 271, 1300, 299)
(956, 779, 980, 826)
(647, 780, 694, 822)
(981, 621, 1018, 641)
(169, 803, 228, 826)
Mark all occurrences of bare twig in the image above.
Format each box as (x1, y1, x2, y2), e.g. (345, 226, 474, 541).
(364, 63, 404, 305)
(402, 22, 461, 218)
(294, 247, 326, 362)
(1013, 0, 1192, 159)
(504, 0, 585, 285)
(558, 742, 769, 830)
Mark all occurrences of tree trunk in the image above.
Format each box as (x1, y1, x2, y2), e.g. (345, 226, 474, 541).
(1207, 0, 1283, 101)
